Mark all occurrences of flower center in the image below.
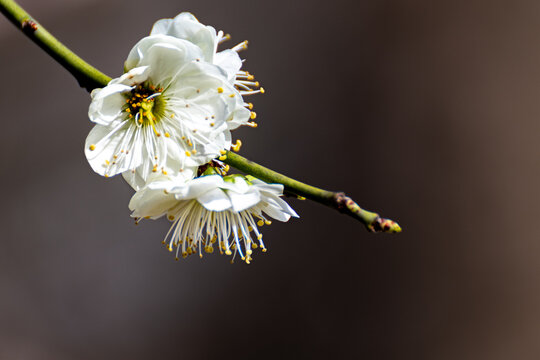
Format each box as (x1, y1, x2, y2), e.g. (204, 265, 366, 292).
(124, 83, 166, 135)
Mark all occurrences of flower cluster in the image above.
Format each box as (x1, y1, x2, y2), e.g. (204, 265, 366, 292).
(85, 13, 297, 263)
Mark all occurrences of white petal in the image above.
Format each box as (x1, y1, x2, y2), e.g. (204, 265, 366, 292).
(85, 122, 143, 177)
(88, 84, 132, 126)
(129, 185, 177, 219)
(197, 187, 232, 211)
(109, 66, 150, 87)
(150, 12, 217, 62)
(171, 175, 224, 199)
(227, 190, 261, 212)
(260, 202, 292, 222)
(227, 102, 251, 130)
(125, 35, 203, 85)
(214, 49, 242, 83)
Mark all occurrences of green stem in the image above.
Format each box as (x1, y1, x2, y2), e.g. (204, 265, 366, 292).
(223, 152, 401, 233)
(0, 0, 111, 90)
(0, 0, 400, 233)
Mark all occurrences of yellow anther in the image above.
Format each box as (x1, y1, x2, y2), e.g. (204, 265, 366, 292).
(104, 174, 109, 178)
(262, 248, 267, 252)
(225, 250, 232, 255)
(247, 75, 254, 80)
(248, 226, 253, 231)
(182, 252, 188, 258)
(257, 234, 263, 240)
(219, 150, 227, 155)
(265, 220, 272, 225)
(181, 136, 186, 140)
(247, 103, 253, 110)
(210, 122, 215, 127)
(185, 151, 191, 157)
(168, 215, 175, 221)
(247, 249, 253, 255)
(297, 195, 306, 200)
(229, 94, 235, 98)
(232, 140, 242, 152)
(164, 132, 170, 138)
(152, 168, 157, 172)
(246, 122, 258, 128)
(105, 160, 110, 165)
(162, 169, 168, 175)
(138, 118, 143, 124)
(260, 87, 265, 94)
(252, 243, 258, 249)
(219, 155, 227, 161)
(170, 113, 175, 118)
(224, 165, 230, 172)
(217, 87, 224, 93)
(257, 220, 264, 227)
(89, 144, 96, 151)
(113, 155, 118, 159)
(175, 257, 179, 261)
(250, 112, 257, 120)
(125, 108, 130, 113)
(192, 149, 197, 154)
(254, 81, 260, 87)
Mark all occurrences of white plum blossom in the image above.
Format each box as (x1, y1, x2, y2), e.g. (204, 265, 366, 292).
(129, 173, 298, 263)
(85, 33, 253, 189)
(151, 12, 263, 127)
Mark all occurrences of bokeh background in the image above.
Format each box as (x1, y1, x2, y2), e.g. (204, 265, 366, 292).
(1, 0, 540, 358)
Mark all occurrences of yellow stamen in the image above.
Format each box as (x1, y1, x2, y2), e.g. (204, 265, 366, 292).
(232, 140, 242, 152)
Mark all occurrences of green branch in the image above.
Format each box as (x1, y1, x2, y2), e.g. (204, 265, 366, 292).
(223, 151, 400, 232)
(0, 0, 110, 90)
(0, 0, 401, 233)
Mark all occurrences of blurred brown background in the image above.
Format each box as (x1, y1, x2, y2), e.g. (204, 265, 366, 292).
(1, 0, 540, 359)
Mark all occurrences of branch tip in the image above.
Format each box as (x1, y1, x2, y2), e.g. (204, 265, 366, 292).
(334, 192, 401, 233)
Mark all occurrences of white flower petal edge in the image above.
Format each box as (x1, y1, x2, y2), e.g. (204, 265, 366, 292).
(129, 174, 298, 263)
(150, 12, 262, 130)
(86, 35, 243, 186)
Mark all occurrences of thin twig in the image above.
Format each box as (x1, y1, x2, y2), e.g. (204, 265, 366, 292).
(223, 152, 401, 233)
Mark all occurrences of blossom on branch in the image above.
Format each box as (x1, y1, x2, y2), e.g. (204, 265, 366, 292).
(129, 173, 298, 263)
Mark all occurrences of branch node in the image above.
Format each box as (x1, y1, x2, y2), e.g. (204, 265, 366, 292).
(21, 18, 37, 33)
(333, 192, 401, 233)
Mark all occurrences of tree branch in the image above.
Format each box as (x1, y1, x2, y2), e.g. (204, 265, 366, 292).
(0, 0, 401, 233)
(222, 151, 401, 233)
(0, 0, 110, 91)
